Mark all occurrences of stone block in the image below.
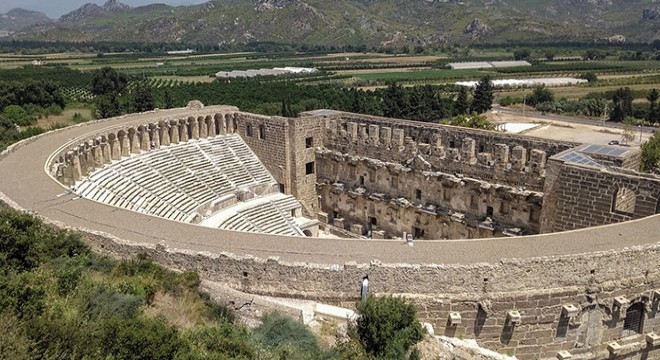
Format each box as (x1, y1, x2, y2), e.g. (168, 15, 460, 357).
(448, 312, 462, 326)
(562, 304, 579, 318)
(507, 310, 522, 325)
(607, 341, 622, 354)
(647, 332, 660, 346)
(556, 350, 572, 360)
(350, 223, 364, 236)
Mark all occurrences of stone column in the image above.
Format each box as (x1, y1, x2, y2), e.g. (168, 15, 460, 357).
(511, 146, 527, 171)
(160, 126, 170, 146)
(392, 129, 405, 148)
(120, 135, 130, 157)
(461, 138, 477, 165)
(347, 122, 358, 142)
(369, 125, 380, 146)
(381, 127, 392, 145)
(100, 142, 111, 164)
(190, 118, 199, 140)
(207, 117, 216, 137)
(129, 130, 140, 154)
(179, 121, 189, 143)
(140, 130, 150, 152)
(110, 138, 121, 160)
(170, 123, 180, 144)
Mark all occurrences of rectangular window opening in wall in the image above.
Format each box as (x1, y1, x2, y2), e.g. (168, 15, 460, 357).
(279, 183, 285, 193)
(413, 227, 425, 239)
(415, 189, 422, 201)
(449, 140, 455, 148)
(305, 137, 313, 148)
(359, 176, 365, 186)
(486, 206, 493, 218)
(246, 124, 253, 137)
(258, 125, 265, 139)
(305, 162, 315, 175)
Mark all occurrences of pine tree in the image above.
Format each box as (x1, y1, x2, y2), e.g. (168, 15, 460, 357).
(454, 86, 470, 115)
(471, 76, 494, 114)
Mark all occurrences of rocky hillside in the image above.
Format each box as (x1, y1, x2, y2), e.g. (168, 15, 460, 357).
(10, 0, 660, 46)
(0, 8, 51, 33)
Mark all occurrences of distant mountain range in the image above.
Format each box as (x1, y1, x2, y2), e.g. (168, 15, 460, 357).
(1, 0, 659, 46)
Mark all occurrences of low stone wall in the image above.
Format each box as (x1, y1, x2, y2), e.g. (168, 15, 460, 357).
(3, 189, 658, 359)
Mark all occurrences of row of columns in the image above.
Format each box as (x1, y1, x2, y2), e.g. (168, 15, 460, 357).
(55, 112, 239, 186)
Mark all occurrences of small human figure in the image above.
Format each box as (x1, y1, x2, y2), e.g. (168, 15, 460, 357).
(360, 275, 369, 301)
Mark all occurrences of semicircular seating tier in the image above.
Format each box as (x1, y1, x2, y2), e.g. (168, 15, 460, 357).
(73, 134, 308, 235)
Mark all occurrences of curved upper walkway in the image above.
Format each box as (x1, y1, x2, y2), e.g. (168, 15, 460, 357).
(1, 107, 659, 266)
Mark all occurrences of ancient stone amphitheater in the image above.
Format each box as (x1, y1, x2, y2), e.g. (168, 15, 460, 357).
(1, 103, 659, 360)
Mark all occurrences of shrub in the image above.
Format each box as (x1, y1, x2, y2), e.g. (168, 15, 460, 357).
(253, 312, 320, 357)
(182, 323, 255, 360)
(355, 296, 425, 359)
(100, 316, 184, 359)
(641, 131, 660, 173)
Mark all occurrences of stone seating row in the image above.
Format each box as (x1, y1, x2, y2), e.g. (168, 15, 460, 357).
(217, 193, 305, 236)
(74, 134, 277, 223)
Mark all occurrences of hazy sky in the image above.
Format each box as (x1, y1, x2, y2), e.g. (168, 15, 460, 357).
(0, 0, 209, 18)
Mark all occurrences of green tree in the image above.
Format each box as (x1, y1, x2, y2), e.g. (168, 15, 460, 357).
(471, 76, 494, 114)
(513, 48, 531, 61)
(382, 82, 409, 119)
(609, 87, 633, 122)
(579, 72, 598, 83)
(641, 131, 660, 173)
(91, 67, 128, 96)
(2, 105, 32, 126)
(446, 113, 496, 130)
(647, 88, 659, 123)
(163, 89, 174, 109)
(454, 86, 470, 115)
(355, 296, 425, 359)
(132, 82, 155, 113)
(529, 85, 554, 107)
(96, 94, 121, 119)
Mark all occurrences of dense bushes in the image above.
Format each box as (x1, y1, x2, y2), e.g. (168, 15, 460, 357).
(355, 296, 426, 359)
(0, 208, 430, 360)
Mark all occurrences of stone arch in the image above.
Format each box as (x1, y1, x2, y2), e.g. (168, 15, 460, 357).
(622, 302, 646, 336)
(612, 185, 636, 215)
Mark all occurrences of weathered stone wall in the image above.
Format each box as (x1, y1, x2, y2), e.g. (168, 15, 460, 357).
(24, 106, 660, 360)
(234, 113, 291, 191)
(316, 150, 542, 238)
(287, 117, 325, 215)
(1, 200, 655, 360)
(317, 113, 577, 192)
(541, 160, 660, 233)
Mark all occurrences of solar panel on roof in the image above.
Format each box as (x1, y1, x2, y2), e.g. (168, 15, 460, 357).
(555, 151, 603, 167)
(579, 144, 628, 157)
